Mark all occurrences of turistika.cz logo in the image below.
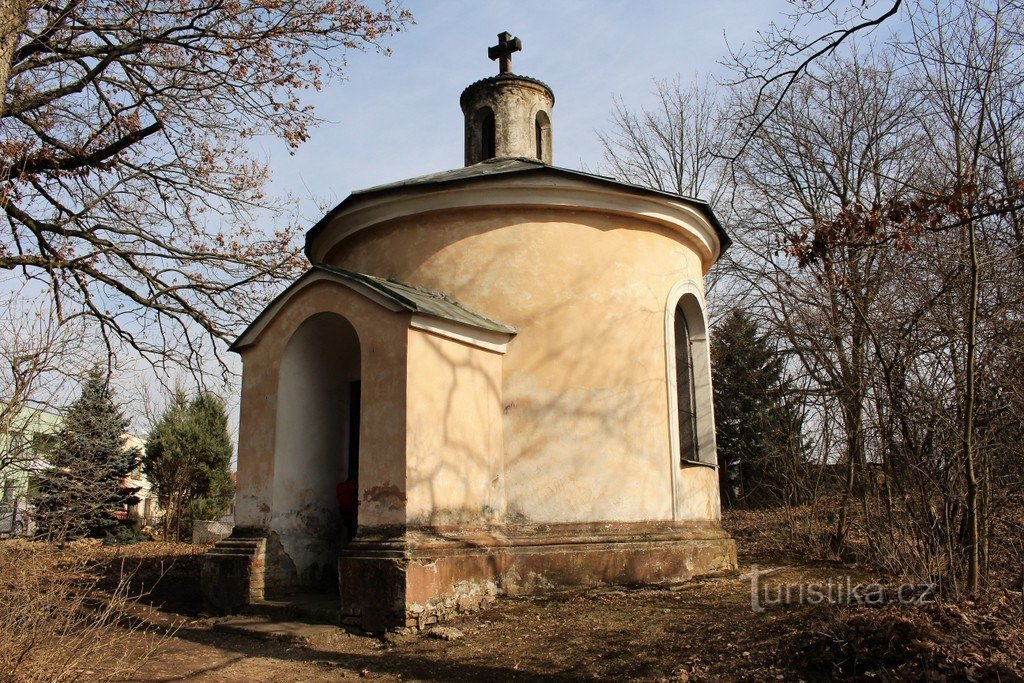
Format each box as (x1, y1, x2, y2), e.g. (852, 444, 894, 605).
(742, 565, 937, 612)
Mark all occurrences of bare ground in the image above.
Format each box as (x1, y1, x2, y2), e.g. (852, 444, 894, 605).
(6, 515, 1024, 682)
(125, 561, 840, 682)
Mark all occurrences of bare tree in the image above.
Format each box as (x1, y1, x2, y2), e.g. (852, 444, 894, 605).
(599, 76, 728, 206)
(0, 290, 90, 467)
(730, 47, 926, 554)
(713, 1, 1024, 597)
(0, 0, 411, 375)
(0, 289, 92, 535)
(726, 0, 904, 154)
(597, 75, 739, 304)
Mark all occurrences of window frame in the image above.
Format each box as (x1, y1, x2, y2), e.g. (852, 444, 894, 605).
(665, 281, 718, 469)
(533, 110, 551, 162)
(479, 108, 496, 160)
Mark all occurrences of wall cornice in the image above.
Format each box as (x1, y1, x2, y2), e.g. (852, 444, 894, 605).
(308, 175, 724, 272)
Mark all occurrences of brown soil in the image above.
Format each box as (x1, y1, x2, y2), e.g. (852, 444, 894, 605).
(127, 564, 828, 682)
(8, 520, 1024, 682)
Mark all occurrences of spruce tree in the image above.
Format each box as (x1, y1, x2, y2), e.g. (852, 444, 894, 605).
(144, 391, 234, 539)
(183, 393, 234, 524)
(36, 366, 140, 539)
(712, 309, 806, 508)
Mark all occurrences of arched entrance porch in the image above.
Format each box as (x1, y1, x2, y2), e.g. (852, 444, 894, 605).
(271, 312, 361, 591)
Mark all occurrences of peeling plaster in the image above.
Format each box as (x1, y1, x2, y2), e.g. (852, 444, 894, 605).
(363, 484, 407, 511)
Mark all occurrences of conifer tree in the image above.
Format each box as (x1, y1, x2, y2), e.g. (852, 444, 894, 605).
(144, 391, 234, 539)
(36, 366, 139, 539)
(712, 309, 806, 508)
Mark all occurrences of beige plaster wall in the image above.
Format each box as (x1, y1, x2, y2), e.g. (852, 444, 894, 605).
(405, 328, 505, 526)
(325, 206, 721, 524)
(234, 280, 410, 540)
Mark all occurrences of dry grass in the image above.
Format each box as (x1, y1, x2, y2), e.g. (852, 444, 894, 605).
(789, 596, 1024, 681)
(2, 525, 1023, 681)
(0, 539, 174, 682)
(724, 506, 1024, 681)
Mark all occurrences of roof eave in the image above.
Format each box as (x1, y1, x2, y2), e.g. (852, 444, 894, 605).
(304, 161, 730, 263)
(230, 265, 516, 354)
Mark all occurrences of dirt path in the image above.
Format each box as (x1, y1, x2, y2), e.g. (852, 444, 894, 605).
(18, 533, 1016, 681)
(123, 562, 846, 682)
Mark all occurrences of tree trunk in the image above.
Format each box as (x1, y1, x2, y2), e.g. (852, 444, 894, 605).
(0, 0, 30, 113)
(833, 397, 864, 554)
(964, 218, 981, 596)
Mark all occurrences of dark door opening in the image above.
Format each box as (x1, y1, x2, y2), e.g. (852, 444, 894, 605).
(338, 380, 360, 541)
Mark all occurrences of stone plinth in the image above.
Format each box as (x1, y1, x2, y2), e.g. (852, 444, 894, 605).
(201, 535, 267, 613)
(338, 521, 737, 632)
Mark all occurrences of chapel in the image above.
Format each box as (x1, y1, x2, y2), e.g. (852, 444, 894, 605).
(202, 32, 736, 631)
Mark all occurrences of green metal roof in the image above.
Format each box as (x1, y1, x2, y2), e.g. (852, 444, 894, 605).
(231, 265, 516, 351)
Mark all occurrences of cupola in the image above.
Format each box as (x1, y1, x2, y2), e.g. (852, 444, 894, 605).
(460, 32, 554, 166)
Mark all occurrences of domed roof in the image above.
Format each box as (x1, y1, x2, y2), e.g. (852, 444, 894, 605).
(459, 73, 555, 109)
(304, 157, 730, 262)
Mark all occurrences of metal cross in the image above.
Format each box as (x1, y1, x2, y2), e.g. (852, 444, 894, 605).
(488, 31, 522, 74)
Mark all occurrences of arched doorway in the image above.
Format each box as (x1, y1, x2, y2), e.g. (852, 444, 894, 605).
(272, 312, 361, 590)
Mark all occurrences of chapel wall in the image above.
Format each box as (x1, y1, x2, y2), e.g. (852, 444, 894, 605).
(404, 327, 505, 526)
(323, 206, 721, 525)
(233, 281, 411, 544)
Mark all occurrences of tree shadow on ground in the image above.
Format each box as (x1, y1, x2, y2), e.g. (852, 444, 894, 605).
(140, 622, 579, 682)
(89, 545, 207, 617)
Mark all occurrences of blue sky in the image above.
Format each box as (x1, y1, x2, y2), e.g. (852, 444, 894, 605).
(255, 1, 794, 222)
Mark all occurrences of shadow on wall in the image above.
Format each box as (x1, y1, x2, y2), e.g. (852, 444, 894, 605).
(359, 211, 716, 527)
(272, 312, 360, 591)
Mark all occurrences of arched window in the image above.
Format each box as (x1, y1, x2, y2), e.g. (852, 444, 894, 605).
(534, 110, 551, 163)
(674, 307, 699, 463)
(481, 110, 496, 160)
(667, 287, 717, 467)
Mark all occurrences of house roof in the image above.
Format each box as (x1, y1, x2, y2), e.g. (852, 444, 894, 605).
(231, 264, 516, 352)
(303, 157, 730, 260)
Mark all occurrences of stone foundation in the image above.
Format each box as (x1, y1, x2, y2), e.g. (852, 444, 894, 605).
(338, 521, 736, 632)
(201, 535, 267, 613)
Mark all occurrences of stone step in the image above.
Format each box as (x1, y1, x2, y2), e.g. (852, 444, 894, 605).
(246, 594, 342, 625)
(213, 615, 343, 644)
(205, 538, 265, 557)
(205, 547, 258, 556)
(202, 536, 268, 612)
(211, 539, 264, 550)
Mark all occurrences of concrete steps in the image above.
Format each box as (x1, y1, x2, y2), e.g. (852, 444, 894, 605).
(213, 614, 344, 644)
(201, 536, 267, 612)
(205, 537, 265, 556)
(245, 593, 342, 625)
